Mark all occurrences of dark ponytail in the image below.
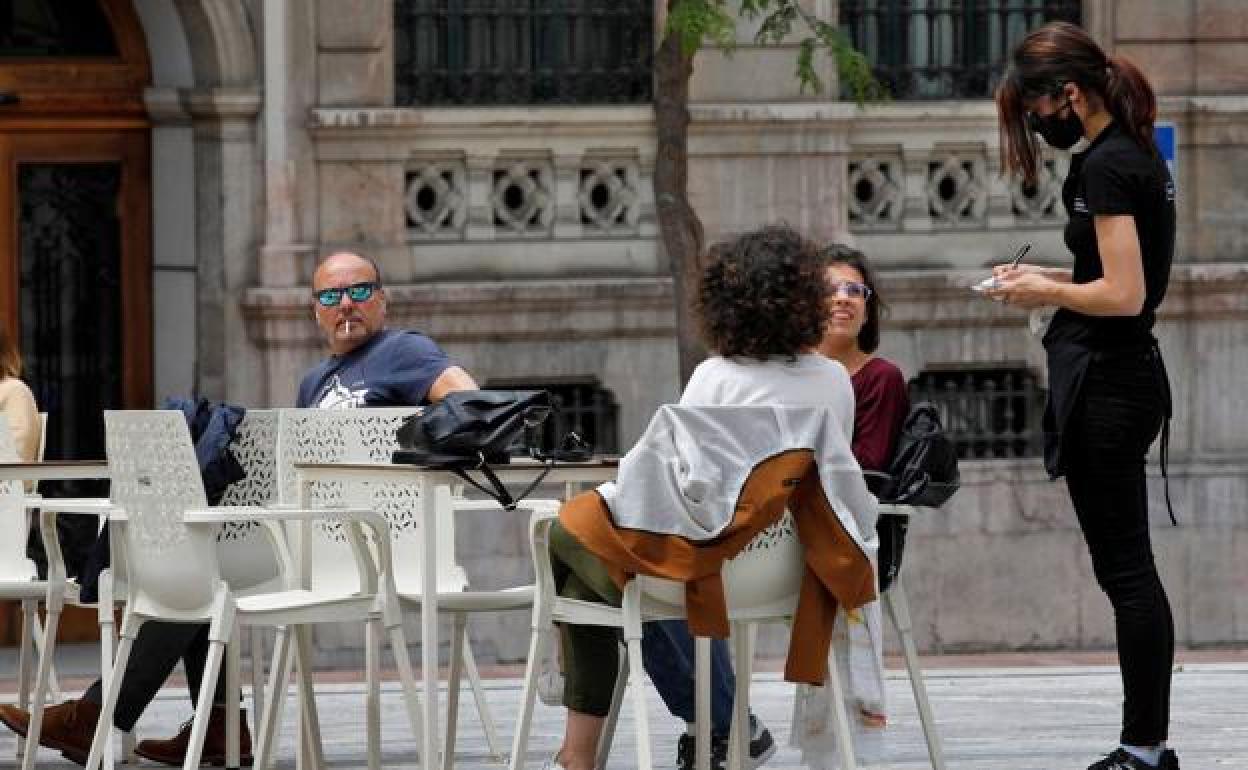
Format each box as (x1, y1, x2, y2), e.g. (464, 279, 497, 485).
(997, 22, 1159, 184)
(1104, 54, 1158, 154)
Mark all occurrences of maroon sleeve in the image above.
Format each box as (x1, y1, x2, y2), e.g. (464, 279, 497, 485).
(851, 358, 910, 472)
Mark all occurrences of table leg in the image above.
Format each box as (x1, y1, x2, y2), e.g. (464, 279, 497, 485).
(421, 479, 441, 770)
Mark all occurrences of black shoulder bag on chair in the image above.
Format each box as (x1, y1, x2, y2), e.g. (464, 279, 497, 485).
(393, 390, 557, 511)
(863, 401, 961, 593)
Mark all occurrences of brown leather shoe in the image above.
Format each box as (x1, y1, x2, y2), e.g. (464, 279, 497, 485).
(24, 698, 101, 766)
(0, 703, 31, 738)
(134, 705, 253, 767)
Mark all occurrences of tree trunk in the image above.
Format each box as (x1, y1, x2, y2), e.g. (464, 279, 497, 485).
(654, 0, 707, 384)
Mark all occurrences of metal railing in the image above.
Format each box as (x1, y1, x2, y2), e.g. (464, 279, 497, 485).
(485, 377, 620, 456)
(910, 365, 1046, 459)
(838, 0, 1082, 100)
(395, 0, 654, 106)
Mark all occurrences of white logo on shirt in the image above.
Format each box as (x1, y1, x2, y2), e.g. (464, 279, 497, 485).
(1073, 196, 1089, 214)
(315, 374, 368, 409)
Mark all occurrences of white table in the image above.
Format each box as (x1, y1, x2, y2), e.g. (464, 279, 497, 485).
(294, 459, 618, 770)
(0, 460, 108, 483)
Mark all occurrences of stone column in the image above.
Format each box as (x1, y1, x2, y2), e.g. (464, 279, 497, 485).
(187, 88, 266, 404)
(144, 88, 199, 400)
(259, 0, 315, 287)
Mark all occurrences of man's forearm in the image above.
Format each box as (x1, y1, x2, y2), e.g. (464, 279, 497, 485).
(428, 366, 478, 402)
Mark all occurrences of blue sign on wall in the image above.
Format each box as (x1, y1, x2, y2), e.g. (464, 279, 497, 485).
(1155, 122, 1177, 178)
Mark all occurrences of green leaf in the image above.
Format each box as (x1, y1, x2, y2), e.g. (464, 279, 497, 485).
(795, 37, 822, 94)
(755, 6, 797, 46)
(665, 0, 736, 56)
(664, 0, 889, 103)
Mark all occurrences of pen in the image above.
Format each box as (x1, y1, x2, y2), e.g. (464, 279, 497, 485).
(1009, 242, 1032, 269)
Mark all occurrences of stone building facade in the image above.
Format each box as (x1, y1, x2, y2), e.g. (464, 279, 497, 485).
(2, 0, 1245, 659)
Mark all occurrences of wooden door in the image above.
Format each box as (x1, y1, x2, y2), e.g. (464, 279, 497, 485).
(0, 0, 151, 643)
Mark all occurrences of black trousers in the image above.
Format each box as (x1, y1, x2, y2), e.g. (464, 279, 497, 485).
(83, 622, 227, 733)
(1063, 349, 1174, 746)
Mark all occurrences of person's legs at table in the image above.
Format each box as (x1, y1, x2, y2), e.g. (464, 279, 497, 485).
(127, 623, 253, 766)
(1065, 356, 1175, 769)
(643, 620, 776, 769)
(548, 521, 623, 770)
(0, 620, 249, 766)
(643, 621, 735, 732)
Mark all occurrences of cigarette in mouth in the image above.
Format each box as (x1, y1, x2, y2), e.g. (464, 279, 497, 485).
(345, 320, 351, 335)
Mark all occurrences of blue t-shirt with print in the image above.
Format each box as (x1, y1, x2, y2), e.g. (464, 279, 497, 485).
(296, 328, 452, 408)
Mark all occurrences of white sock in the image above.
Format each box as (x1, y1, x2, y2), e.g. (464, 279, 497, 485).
(1122, 744, 1162, 767)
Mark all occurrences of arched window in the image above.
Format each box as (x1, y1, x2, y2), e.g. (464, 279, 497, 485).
(395, 0, 654, 106)
(0, 0, 119, 57)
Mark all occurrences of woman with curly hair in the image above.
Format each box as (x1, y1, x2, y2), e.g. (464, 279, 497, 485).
(543, 224, 858, 770)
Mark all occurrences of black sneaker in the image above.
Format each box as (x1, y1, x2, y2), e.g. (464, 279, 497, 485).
(746, 715, 777, 767)
(1088, 747, 1178, 770)
(675, 715, 777, 770)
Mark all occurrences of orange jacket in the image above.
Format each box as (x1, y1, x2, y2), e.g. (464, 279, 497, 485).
(559, 449, 876, 686)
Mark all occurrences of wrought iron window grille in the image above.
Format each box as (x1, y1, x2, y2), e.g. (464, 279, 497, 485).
(838, 0, 1082, 100)
(483, 376, 620, 457)
(909, 364, 1046, 459)
(395, 0, 654, 106)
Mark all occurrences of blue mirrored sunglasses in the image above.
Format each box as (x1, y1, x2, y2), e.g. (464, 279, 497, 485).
(315, 281, 380, 307)
(830, 280, 872, 299)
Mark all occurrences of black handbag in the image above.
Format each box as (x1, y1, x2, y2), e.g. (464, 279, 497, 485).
(872, 402, 960, 507)
(393, 390, 556, 510)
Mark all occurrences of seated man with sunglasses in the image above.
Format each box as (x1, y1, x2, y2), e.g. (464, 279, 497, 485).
(0, 251, 478, 767)
(298, 250, 476, 408)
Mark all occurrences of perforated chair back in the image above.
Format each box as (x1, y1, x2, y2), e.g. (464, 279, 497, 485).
(216, 409, 282, 593)
(103, 411, 222, 619)
(623, 405, 872, 618)
(276, 407, 467, 596)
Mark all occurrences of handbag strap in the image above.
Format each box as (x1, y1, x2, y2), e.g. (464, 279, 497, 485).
(453, 452, 555, 512)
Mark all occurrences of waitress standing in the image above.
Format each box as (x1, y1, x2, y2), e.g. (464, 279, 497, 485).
(990, 22, 1179, 770)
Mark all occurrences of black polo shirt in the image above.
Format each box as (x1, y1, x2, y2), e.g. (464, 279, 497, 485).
(1043, 120, 1177, 352)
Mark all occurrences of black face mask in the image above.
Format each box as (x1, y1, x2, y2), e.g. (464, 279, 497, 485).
(1027, 99, 1084, 150)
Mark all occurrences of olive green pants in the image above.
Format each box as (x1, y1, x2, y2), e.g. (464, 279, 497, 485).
(548, 521, 623, 717)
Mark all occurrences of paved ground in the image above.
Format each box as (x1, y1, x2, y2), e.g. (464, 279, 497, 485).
(1, 649, 1246, 769)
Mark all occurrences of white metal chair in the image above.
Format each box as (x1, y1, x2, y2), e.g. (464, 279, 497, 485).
(1, 415, 123, 770)
(877, 503, 946, 770)
(82, 410, 426, 770)
(510, 507, 859, 770)
(0, 415, 56, 765)
(215, 408, 284, 720)
(19, 410, 279, 770)
(275, 407, 552, 768)
(510, 404, 875, 770)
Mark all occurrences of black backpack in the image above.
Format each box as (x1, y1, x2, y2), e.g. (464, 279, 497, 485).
(868, 402, 960, 593)
(873, 401, 960, 507)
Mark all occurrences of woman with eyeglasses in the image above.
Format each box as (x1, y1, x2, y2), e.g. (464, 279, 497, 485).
(990, 22, 1178, 770)
(817, 245, 908, 481)
(812, 244, 908, 738)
